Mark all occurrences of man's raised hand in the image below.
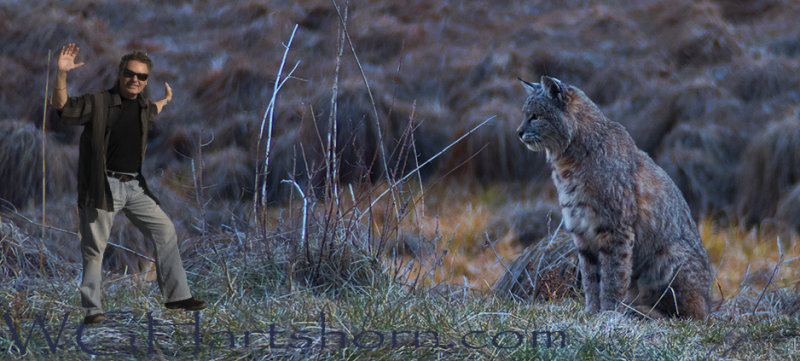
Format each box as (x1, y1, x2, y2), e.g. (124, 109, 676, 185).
(53, 43, 84, 109)
(155, 82, 173, 115)
(58, 43, 86, 73)
(163, 82, 173, 103)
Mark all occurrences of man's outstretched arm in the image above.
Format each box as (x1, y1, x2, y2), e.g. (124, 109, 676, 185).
(52, 43, 86, 110)
(154, 82, 172, 115)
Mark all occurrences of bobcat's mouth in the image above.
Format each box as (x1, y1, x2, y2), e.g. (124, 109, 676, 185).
(519, 133, 543, 151)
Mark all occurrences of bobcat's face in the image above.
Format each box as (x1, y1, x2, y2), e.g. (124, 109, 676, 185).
(516, 76, 573, 156)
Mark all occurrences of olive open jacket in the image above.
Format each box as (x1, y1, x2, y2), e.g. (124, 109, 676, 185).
(57, 86, 160, 211)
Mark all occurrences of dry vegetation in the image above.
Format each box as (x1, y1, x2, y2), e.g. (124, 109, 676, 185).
(2, 0, 800, 359)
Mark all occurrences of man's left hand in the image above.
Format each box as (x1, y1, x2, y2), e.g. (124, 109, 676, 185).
(163, 82, 172, 103)
(155, 82, 173, 115)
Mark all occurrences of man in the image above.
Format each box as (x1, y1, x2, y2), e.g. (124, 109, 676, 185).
(52, 43, 207, 325)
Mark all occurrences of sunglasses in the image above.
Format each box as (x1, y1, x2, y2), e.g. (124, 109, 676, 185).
(122, 68, 149, 81)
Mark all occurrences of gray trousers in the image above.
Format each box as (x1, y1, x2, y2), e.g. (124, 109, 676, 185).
(78, 175, 191, 316)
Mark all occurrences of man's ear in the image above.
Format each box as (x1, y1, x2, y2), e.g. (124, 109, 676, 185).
(518, 77, 540, 95)
(541, 76, 567, 106)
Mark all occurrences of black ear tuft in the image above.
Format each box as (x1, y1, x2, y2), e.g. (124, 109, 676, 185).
(540, 76, 567, 106)
(518, 77, 540, 95)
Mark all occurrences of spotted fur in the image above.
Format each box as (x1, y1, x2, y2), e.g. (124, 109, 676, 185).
(516, 76, 713, 319)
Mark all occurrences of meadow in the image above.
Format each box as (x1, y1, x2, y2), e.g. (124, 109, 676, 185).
(2, 0, 800, 359)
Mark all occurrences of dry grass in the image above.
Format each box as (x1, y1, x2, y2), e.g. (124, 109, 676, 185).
(4, 197, 800, 359)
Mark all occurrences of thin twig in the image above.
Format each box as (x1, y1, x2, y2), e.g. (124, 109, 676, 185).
(41, 49, 51, 258)
(330, 0, 401, 222)
(326, 5, 347, 207)
(407, 102, 426, 218)
(253, 24, 301, 227)
(190, 160, 202, 234)
(281, 180, 308, 245)
(358, 116, 495, 220)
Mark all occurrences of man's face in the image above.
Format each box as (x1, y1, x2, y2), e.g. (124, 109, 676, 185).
(118, 60, 149, 99)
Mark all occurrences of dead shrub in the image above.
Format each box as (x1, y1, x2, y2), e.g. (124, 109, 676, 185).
(0, 56, 32, 121)
(162, 123, 200, 161)
(578, 5, 641, 46)
(775, 183, 800, 236)
(727, 59, 800, 102)
(494, 229, 578, 301)
(348, 14, 424, 61)
(716, 0, 781, 22)
(487, 201, 561, 247)
(447, 74, 520, 115)
(584, 64, 643, 107)
(770, 36, 800, 57)
(155, 112, 256, 158)
(146, 123, 213, 173)
(0, 121, 76, 208)
(671, 22, 739, 68)
(737, 120, 800, 226)
(644, 0, 741, 67)
(385, 228, 436, 258)
(656, 123, 744, 219)
(297, 5, 335, 31)
(193, 65, 275, 118)
(205, 1, 269, 29)
(203, 147, 253, 201)
(620, 79, 743, 155)
(215, 113, 260, 149)
(528, 49, 599, 87)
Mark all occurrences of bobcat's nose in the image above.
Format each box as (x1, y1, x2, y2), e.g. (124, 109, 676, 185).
(517, 128, 525, 139)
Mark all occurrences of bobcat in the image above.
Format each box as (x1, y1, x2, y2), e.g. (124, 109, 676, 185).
(516, 76, 713, 319)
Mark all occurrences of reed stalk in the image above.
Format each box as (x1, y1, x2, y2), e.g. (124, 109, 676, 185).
(39, 50, 51, 272)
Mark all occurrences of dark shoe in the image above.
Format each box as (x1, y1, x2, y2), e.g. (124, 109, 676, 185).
(165, 297, 208, 311)
(84, 314, 107, 325)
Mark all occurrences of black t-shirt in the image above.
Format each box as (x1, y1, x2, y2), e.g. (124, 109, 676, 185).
(106, 97, 142, 173)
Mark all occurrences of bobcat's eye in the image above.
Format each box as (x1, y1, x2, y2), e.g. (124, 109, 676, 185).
(528, 114, 539, 121)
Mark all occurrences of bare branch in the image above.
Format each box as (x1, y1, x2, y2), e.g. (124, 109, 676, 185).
(253, 24, 301, 227)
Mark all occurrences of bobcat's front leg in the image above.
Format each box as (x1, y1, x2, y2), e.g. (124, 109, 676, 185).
(578, 247, 601, 313)
(598, 228, 634, 312)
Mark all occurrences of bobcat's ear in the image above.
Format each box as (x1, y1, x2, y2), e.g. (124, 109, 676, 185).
(541, 76, 568, 106)
(518, 77, 540, 95)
